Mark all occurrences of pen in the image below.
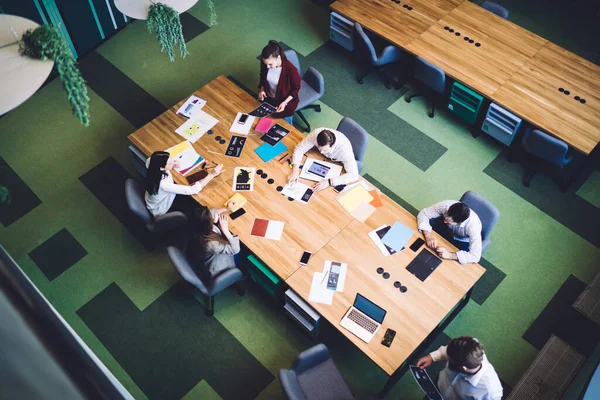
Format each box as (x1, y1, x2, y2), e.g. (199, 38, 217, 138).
(278, 153, 289, 162)
(321, 267, 330, 284)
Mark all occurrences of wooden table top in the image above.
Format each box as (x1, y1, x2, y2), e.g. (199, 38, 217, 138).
(286, 190, 486, 375)
(406, 0, 547, 97)
(331, 0, 463, 48)
(492, 42, 600, 155)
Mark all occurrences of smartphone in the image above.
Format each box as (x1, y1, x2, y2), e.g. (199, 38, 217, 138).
(238, 113, 249, 124)
(230, 208, 246, 220)
(300, 251, 312, 265)
(381, 328, 396, 347)
(410, 238, 425, 252)
(327, 262, 341, 290)
(301, 188, 314, 203)
(333, 184, 346, 193)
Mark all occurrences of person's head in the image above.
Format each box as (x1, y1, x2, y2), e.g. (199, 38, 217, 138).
(316, 129, 336, 155)
(146, 151, 171, 195)
(191, 206, 216, 236)
(261, 40, 286, 69)
(443, 202, 470, 225)
(446, 336, 484, 372)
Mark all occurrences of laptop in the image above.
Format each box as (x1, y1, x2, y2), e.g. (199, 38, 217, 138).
(410, 365, 444, 400)
(339, 293, 386, 343)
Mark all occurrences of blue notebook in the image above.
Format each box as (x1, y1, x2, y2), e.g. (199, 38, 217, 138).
(381, 221, 414, 252)
(255, 141, 288, 163)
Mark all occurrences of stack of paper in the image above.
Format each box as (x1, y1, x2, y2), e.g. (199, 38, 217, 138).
(229, 112, 255, 135)
(165, 141, 204, 176)
(176, 95, 206, 118)
(381, 221, 414, 252)
(368, 225, 398, 256)
(175, 109, 219, 143)
(308, 260, 348, 305)
(251, 218, 284, 240)
(336, 183, 377, 222)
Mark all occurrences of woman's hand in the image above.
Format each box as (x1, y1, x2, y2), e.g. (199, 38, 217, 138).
(210, 164, 224, 176)
(218, 213, 230, 232)
(416, 355, 433, 369)
(258, 90, 266, 101)
(226, 200, 237, 211)
(276, 102, 288, 113)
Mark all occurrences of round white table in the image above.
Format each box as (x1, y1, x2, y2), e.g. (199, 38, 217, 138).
(114, 0, 198, 20)
(0, 15, 54, 116)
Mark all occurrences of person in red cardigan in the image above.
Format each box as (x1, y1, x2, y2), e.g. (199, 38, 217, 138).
(258, 40, 301, 125)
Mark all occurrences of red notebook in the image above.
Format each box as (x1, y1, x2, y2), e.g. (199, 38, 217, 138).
(255, 117, 275, 133)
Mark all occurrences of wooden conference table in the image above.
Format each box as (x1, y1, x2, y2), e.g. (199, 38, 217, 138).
(128, 75, 485, 396)
(332, 0, 600, 155)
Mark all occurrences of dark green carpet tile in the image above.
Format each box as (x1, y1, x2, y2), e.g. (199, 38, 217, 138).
(226, 75, 258, 98)
(304, 42, 447, 171)
(483, 152, 600, 248)
(78, 51, 167, 128)
(78, 157, 156, 250)
(179, 12, 210, 42)
(28, 228, 88, 281)
(77, 282, 274, 400)
(0, 157, 42, 227)
(364, 173, 505, 305)
(523, 275, 600, 357)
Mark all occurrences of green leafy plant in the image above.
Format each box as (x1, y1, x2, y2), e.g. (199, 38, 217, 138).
(0, 185, 11, 205)
(19, 25, 90, 127)
(147, 2, 189, 62)
(207, 0, 218, 26)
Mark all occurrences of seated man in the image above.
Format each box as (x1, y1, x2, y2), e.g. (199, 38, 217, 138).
(416, 336, 503, 400)
(287, 128, 359, 192)
(417, 201, 482, 264)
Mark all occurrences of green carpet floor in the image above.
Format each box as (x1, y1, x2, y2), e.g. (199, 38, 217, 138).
(1, 0, 599, 399)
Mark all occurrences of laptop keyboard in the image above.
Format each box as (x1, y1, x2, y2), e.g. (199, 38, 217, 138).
(348, 309, 378, 333)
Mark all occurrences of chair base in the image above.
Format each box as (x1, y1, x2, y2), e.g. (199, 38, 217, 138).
(296, 105, 322, 133)
(357, 65, 393, 89)
(404, 91, 437, 118)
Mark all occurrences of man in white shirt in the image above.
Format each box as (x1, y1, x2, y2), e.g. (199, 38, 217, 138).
(417, 336, 503, 400)
(417, 200, 482, 264)
(287, 128, 359, 191)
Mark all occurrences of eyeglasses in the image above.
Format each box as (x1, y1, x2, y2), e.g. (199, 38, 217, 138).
(376, 268, 408, 293)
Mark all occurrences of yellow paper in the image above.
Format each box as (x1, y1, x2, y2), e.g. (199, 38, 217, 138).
(225, 193, 247, 212)
(337, 185, 374, 213)
(165, 141, 192, 157)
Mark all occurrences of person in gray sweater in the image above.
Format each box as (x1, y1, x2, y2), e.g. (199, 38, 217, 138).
(186, 205, 240, 280)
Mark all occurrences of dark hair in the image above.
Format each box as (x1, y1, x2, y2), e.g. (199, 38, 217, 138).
(261, 40, 287, 61)
(146, 151, 169, 195)
(447, 202, 470, 224)
(447, 336, 484, 370)
(316, 129, 336, 147)
(189, 206, 229, 251)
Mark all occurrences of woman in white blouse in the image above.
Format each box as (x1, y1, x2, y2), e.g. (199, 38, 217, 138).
(144, 151, 223, 218)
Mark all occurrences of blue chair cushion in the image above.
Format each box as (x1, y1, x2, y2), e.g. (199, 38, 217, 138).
(297, 81, 321, 110)
(481, 1, 509, 19)
(296, 358, 354, 400)
(414, 57, 446, 94)
(522, 128, 574, 168)
(460, 191, 500, 244)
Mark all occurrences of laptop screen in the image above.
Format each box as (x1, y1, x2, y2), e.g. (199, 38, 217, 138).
(354, 293, 387, 324)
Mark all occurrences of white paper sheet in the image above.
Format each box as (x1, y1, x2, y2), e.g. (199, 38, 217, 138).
(299, 158, 343, 182)
(175, 109, 218, 143)
(176, 95, 206, 118)
(281, 182, 312, 203)
(308, 272, 334, 305)
(264, 220, 284, 240)
(229, 112, 255, 135)
(368, 225, 392, 256)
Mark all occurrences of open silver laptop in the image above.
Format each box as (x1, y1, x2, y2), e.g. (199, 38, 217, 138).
(340, 293, 387, 343)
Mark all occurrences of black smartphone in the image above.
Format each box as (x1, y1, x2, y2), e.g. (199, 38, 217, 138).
(230, 208, 246, 220)
(333, 184, 346, 193)
(301, 189, 314, 203)
(381, 328, 396, 347)
(238, 113, 249, 124)
(410, 238, 425, 252)
(300, 251, 312, 265)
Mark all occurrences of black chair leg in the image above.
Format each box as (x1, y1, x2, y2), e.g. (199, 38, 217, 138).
(234, 282, 246, 296)
(376, 67, 392, 89)
(523, 170, 535, 187)
(304, 104, 321, 113)
(205, 295, 215, 316)
(405, 92, 422, 103)
(429, 101, 436, 118)
(357, 65, 374, 84)
(296, 110, 311, 133)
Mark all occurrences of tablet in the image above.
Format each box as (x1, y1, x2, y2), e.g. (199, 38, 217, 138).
(307, 161, 331, 178)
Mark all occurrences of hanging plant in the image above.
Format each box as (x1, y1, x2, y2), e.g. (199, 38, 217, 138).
(0, 185, 11, 205)
(147, 2, 189, 62)
(18, 25, 90, 127)
(206, 0, 218, 26)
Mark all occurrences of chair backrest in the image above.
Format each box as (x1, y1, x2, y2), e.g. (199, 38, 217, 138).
(354, 23, 378, 64)
(284, 49, 303, 80)
(414, 57, 446, 94)
(336, 117, 369, 170)
(125, 178, 153, 227)
(167, 247, 208, 295)
(460, 191, 500, 242)
(481, 1, 509, 19)
(522, 128, 570, 167)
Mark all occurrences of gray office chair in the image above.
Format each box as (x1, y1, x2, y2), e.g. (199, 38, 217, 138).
(336, 117, 369, 173)
(354, 22, 404, 89)
(285, 50, 325, 133)
(460, 191, 500, 254)
(167, 246, 244, 316)
(124, 178, 187, 233)
(279, 344, 354, 400)
(404, 56, 446, 118)
(480, 1, 509, 19)
(521, 128, 575, 192)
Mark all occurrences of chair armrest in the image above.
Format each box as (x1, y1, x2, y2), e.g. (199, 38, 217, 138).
(207, 267, 243, 296)
(150, 211, 188, 233)
(279, 369, 306, 400)
(303, 67, 324, 95)
(292, 343, 330, 374)
(378, 45, 402, 64)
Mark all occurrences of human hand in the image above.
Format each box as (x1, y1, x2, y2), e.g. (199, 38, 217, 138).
(210, 164, 224, 176)
(258, 90, 266, 101)
(218, 213, 229, 231)
(287, 168, 300, 185)
(416, 355, 433, 369)
(312, 180, 330, 192)
(276, 102, 287, 113)
(226, 200, 237, 211)
(173, 159, 181, 169)
(436, 247, 452, 259)
(424, 231, 437, 249)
